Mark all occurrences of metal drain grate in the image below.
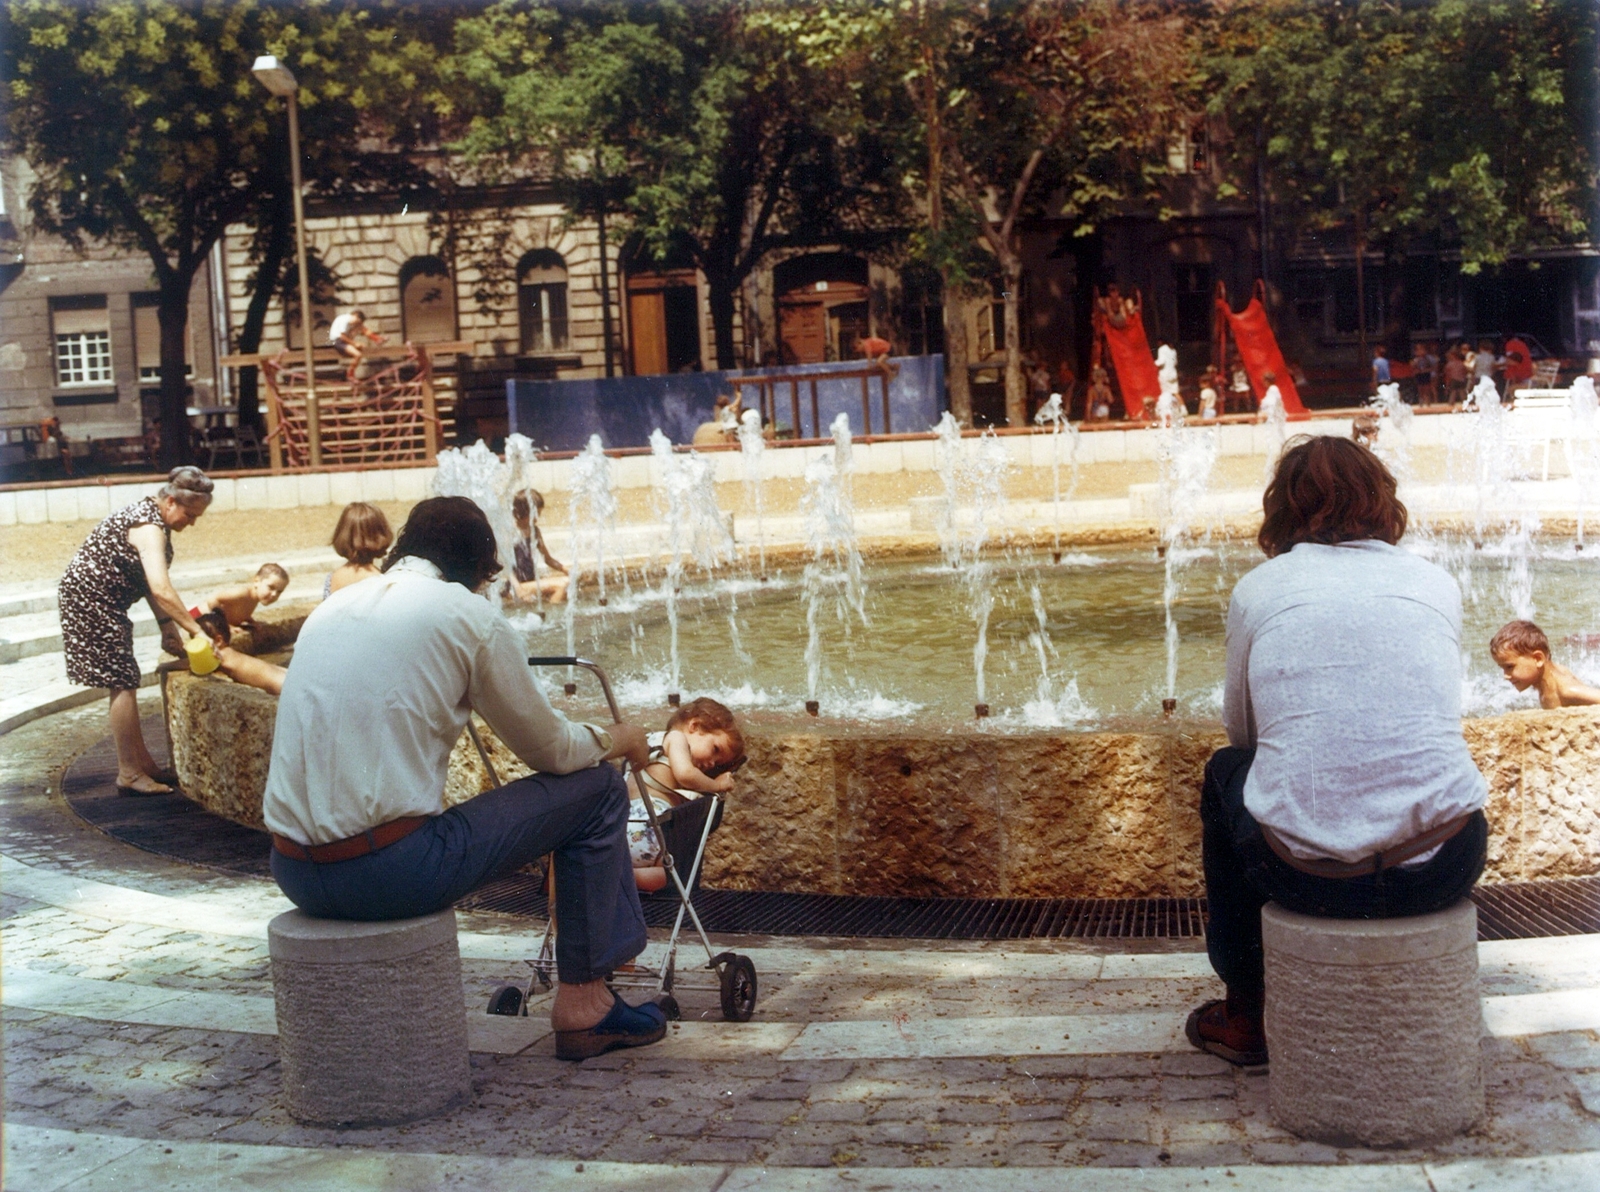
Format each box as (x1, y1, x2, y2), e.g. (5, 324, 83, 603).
(456, 877, 1210, 940)
(457, 874, 1600, 942)
(1472, 876, 1600, 940)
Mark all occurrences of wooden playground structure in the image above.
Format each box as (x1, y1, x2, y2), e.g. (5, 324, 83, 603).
(220, 341, 468, 471)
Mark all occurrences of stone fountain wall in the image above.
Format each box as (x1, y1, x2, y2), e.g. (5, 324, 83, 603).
(166, 654, 1599, 896)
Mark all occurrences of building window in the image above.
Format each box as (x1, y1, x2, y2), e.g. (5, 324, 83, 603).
(976, 278, 1006, 359)
(903, 267, 944, 357)
(51, 296, 112, 387)
(1167, 121, 1208, 175)
(518, 249, 568, 353)
(132, 294, 191, 382)
(399, 256, 457, 345)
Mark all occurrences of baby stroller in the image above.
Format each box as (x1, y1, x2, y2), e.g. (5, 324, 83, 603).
(479, 656, 758, 1023)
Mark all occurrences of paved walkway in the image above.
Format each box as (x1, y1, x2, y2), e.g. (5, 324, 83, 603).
(3, 703, 1599, 1190)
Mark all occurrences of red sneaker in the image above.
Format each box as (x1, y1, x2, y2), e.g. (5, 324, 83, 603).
(1185, 997, 1268, 1066)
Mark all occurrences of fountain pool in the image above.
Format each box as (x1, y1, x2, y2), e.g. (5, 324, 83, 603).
(511, 540, 1600, 729)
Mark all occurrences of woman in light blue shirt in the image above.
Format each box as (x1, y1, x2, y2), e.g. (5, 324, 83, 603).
(1188, 436, 1487, 1067)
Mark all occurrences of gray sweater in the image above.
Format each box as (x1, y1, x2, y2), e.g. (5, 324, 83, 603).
(1224, 540, 1487, 862)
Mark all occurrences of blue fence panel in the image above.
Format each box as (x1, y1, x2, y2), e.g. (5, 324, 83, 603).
(506, 355, 945, 452)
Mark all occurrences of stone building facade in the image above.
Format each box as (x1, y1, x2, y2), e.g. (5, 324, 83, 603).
(0, 158, 226, 468)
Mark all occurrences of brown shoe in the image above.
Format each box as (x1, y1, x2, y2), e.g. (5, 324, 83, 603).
(1185, 997, 1268, 1066)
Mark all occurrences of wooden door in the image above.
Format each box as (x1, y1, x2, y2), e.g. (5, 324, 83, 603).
(629, 291, 668, 375)
(779, 301, 827, 364)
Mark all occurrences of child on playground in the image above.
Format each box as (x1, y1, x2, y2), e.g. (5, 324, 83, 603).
(326, 502, 393, 597)
(1198, 368, 1220, 420)
(328, 309, 385, 380)
(628, 698, 745, 892)
(512, 490, 569, 604)
(1490, 621, 1600, 709)
(191, 563, 290, 644)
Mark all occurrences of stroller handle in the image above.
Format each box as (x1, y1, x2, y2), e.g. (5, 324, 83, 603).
(527, 656, 623, 724)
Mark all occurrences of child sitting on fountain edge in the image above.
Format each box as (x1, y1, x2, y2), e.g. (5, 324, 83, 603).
(191, 563, 289, 644)
(511, 490, 569, 605)
(628, 698, 745, 892)
(1490, 620, 1600, 709)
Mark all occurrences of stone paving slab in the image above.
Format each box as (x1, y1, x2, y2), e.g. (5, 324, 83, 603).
(8, 1125, 1600, 1191)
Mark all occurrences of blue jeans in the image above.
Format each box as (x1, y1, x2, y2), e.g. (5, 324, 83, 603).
(271, 765, 646, 985)
(1202, 747, 1487, 1005)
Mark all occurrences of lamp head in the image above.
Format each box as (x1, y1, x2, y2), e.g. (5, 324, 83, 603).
(251, 55, 298, 97)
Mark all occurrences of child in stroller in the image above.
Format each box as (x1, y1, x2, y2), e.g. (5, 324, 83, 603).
(629, 698, 745, 892)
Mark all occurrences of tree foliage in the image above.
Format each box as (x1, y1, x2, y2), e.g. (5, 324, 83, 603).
(1, 0, 451, 464)
(456, 0, 899, 370)
(1206, 0, 1597, 347)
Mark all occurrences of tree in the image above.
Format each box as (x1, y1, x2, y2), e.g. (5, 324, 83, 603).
(797, 1, 1191, 425)
(457, 0, 895, 371)
(1207, 0, 1597, 354)
(1, 0, 451, 466)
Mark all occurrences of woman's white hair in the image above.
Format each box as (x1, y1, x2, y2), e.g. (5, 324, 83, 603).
(159, 466, 214, 508)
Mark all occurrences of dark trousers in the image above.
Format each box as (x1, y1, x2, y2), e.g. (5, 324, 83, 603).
(271, 764, 646, 986)
(1202, 747, 1487, 1003)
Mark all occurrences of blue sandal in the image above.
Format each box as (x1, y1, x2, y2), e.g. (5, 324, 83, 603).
(555, 995, 668, 1061)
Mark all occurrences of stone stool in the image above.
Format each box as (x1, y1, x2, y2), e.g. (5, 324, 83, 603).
(1262, 900, 1483, 1147)
(269, 909, 472, 1127)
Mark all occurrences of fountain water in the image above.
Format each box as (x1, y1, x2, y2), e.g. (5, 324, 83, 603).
(1155, 421, 1220, 713)
(1155, 344, 1183, 428)
(1370, 382, 1416, 492)
(800, 415, 868, 714)
(1019, 582, 1096, 726)
(737, 408, 768, 577)
(1569, 376, 1599, 550)
(649, 430, 737, 702)
(432, 440, 521, 598)
(1032, 392, 1081, 561)
(569, 435, 618, 606)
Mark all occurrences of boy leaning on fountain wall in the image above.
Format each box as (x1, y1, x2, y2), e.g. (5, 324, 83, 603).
(191, 563, 290, 643)
(1490, 621, 1600, 709)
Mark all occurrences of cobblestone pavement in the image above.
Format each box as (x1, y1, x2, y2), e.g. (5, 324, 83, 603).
(4, 703, 1599, 1191)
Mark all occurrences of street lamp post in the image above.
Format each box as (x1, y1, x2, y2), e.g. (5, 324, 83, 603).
(252, 55, 321, 467)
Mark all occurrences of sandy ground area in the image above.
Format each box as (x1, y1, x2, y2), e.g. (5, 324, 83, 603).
(0, 453, 1315, 588)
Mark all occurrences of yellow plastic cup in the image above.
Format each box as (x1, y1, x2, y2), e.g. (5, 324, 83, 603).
(185, 634, 220, 676)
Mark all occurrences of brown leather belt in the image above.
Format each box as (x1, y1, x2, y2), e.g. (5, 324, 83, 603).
(1259, 812, 1475, 879)
(271, 815, 430, 864)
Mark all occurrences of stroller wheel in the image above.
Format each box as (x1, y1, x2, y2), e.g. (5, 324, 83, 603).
(719, 954, 758, 1023)
(487, 985, 525, 1017)
(652, 992, 682, 1021)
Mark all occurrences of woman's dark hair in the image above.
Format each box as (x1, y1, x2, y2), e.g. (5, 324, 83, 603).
(1258, 435, 1408, 558)
(382, 496, 501, 589)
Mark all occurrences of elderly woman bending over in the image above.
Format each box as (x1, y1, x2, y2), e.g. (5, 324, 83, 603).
(58, 467, 216, 794)
(1187, 436, 1487, 1066)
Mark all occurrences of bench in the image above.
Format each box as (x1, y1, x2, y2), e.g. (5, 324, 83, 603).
(269, 909, 472, 1127)
(1262, 899, 1483, 1147)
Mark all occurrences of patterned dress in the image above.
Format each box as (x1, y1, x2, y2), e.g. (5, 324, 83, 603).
(58, 497, 172, 689)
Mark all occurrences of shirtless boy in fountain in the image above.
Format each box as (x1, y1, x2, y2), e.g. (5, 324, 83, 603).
(1490, 620, 1600, 708)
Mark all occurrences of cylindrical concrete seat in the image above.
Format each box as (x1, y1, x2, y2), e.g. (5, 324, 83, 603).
(1262, 899, 1483, 1147)
(269, 909, 472, 1127)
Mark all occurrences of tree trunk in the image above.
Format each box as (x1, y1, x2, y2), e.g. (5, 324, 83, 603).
(157, 276, 196, 470)
(1002, 255, 1025, 426)
(706, 270, 738, 371)
(235, 195, 294, 432)
(1353, 211, 1368, 361)
(943, 281, 972, 426)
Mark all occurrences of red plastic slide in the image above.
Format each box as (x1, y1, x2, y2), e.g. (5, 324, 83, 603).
(1099, 308, 1162, 420)
(1215, 283, 1306, 414)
